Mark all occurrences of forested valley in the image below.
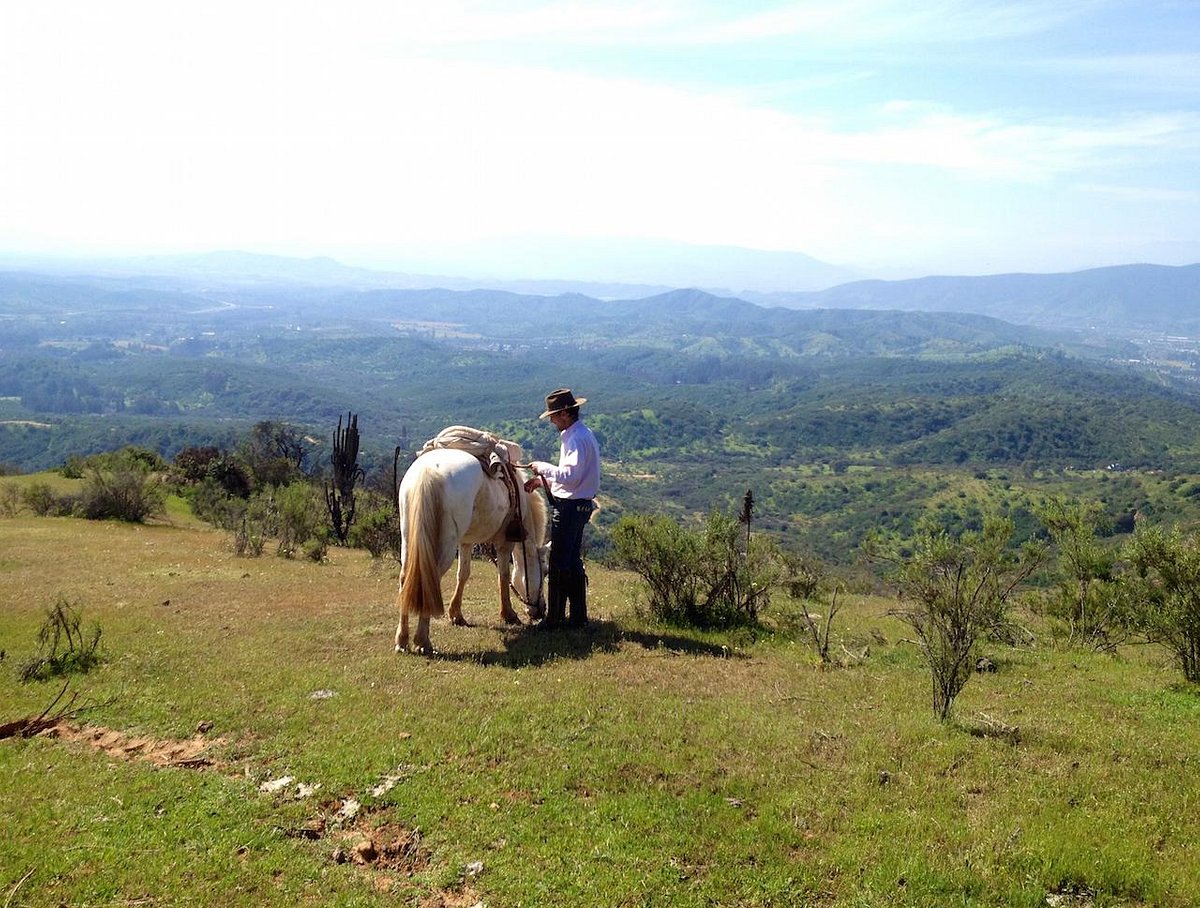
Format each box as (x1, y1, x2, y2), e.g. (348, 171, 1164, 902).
(3, 263, 1200, 565)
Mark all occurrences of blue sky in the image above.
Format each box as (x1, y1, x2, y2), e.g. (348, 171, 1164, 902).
(1, 1, 1197, 283)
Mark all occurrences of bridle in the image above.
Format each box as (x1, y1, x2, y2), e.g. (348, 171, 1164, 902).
(508, 465, 550, 611)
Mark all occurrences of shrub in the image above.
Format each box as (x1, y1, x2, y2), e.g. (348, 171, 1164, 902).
(1037, 497, 1130, 650)
(696, 509, 781, 625)
(275, 481, 324, 558)
(19, 597, 103, 682)
(60, 455, 87, 480)
(187, 477, 247, 530)
(1126, 525, 1200, 683)
(302, 533, 330, 562)
(774, 552, 844, 664)
(612, 514, 702, 625)
(232, 491, 279, 557)
(22, 482, 62, 517)
(612, 509, 782, 629)
(79, 467, 166, 522)
(0, 482, 20, 517)
(872, 517, 1043, 720)
(349, 500, 403, 559)
(172, 445, 222, 484)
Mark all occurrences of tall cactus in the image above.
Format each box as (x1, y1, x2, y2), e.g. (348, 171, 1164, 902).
(325, 412, 365, 545)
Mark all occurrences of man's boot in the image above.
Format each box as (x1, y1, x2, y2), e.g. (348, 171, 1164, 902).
(566, 569, 589, 628)
(537, 569, 567, 630)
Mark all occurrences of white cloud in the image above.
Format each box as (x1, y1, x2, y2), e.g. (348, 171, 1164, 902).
(0, 0, 1196, 273)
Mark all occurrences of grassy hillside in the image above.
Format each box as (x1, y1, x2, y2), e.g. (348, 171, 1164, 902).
(2, 515, 1199, 906)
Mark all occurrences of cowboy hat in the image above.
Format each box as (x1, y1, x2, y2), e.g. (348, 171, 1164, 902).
(539, 387, 587, 419)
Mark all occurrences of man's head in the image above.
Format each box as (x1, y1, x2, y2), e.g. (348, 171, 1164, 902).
(539, 388, 586, 425)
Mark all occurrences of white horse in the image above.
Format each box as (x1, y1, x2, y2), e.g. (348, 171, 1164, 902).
(394, 445, 549, 655)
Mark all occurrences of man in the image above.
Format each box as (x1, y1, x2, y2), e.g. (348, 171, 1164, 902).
(525, 388, 600, 629)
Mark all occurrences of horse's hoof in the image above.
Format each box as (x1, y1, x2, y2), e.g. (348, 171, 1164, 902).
(450, 616, 471, 627)
(502, 614, 522, 626)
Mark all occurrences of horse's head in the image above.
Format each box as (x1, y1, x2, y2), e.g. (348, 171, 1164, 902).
(510, 538, 549, 620)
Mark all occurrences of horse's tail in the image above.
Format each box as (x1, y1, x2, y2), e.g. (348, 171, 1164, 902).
(399, 470, 446, 619)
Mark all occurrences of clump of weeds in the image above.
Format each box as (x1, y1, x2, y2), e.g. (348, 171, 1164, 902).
(18, 596, 103, 682)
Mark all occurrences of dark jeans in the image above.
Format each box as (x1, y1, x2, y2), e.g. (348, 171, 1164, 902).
(549, 497, 593, 573)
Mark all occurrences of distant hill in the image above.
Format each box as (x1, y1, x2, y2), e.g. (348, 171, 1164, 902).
(753, 263, 1200, 332)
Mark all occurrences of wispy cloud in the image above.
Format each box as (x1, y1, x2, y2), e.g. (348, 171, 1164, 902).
(672, 0, 1100, 47)
(839, 105, 1200, 179)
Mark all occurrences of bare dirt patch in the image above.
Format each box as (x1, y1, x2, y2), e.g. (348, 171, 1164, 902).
(39, 720, 224, 768)
(333, 816, 430, 874)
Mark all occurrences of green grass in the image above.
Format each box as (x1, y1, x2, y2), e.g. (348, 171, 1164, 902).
(2, 516, 1199, 905)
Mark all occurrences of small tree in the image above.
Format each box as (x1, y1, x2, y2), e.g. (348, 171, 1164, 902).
(1037, 497, 1128, 650)
(240, 421, 313, 489)
(1126, 525, 1200, 683)
(872, 517, 1043, 721)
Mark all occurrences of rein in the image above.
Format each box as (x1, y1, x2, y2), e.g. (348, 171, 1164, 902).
(504, 463, 547, 611)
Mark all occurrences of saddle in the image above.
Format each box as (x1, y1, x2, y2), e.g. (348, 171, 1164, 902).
(420, 425, 528, 541)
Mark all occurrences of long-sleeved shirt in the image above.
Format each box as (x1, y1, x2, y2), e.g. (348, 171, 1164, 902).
(532, 419, 600, 499)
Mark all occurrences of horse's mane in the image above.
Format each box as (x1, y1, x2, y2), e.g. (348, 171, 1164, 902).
(398, 464, 446, 619)
(524, 482, 549, 544)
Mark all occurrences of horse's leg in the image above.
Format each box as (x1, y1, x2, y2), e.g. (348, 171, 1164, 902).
(496, 542, 521, 625)
(449, 544, 471, 626)
(394, 593, 410, 653)
(415, 613, 434, 656)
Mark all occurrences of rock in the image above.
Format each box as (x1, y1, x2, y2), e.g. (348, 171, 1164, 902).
(351, 839, 378, 865)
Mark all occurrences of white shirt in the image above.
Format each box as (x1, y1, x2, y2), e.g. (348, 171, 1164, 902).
(532, 419, 600, 499)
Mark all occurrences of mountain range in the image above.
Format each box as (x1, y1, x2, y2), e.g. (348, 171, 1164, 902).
(2, 251, 1197, 336)
(752, 263, 1200, 333)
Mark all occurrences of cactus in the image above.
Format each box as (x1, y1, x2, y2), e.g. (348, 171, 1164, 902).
(324, 412, 365, 544)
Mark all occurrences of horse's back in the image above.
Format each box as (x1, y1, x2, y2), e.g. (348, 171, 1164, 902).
(401, 449, 482, 562)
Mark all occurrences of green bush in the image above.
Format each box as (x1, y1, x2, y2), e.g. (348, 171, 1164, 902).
(186, 477, 248, 530)
(275, 481, 324, 558)
(79, 466, 166, 521)
(612, 514, 701, 625)
(232, 491, 279, 557)
(873, 517, 1044, 720)
(612, 509, 781, 629)
(349, 501, 402, 559)
(0, 482, 20, 517)
(1126, 525, 1200, 683)
(1037, 497, 1130, 650)
(22, 482, 69, 517)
